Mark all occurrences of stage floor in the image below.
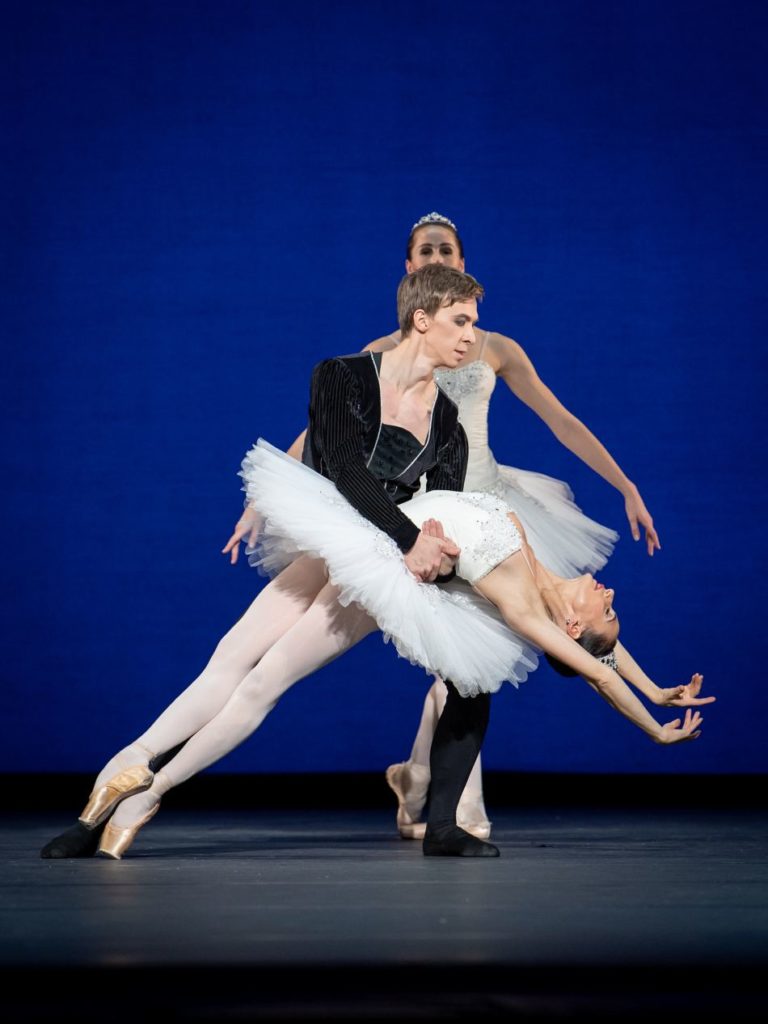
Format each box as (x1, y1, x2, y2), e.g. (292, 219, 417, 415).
(3, 804, 768, 1020)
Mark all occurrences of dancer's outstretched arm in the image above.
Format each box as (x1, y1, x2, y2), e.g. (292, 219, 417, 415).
(474, 570, 701, 744)
(516, 615, 702, 744)
(614, 642, 715, 708)
(489, 334, 659, 555)
(363, 328, 660, 555)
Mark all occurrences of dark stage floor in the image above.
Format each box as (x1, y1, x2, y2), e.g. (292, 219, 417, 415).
(3, 788, 768, 1021)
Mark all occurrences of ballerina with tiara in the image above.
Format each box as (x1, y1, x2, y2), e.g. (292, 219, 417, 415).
(279, 211, 661, 840)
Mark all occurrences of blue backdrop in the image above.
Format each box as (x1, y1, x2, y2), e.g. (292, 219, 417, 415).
(3, 0, 766, 775)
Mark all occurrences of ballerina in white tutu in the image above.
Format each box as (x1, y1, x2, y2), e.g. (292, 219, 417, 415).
(242, 439, 710, 747)
(245, 437, 710, 714)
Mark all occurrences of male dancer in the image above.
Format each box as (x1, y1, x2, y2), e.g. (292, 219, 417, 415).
(299, 264, 495, 856)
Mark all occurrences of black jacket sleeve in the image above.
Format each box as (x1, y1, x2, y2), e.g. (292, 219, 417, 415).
(308, 358, 420, 553)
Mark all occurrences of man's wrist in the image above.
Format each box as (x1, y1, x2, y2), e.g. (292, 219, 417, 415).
(395, 521, 421, 554)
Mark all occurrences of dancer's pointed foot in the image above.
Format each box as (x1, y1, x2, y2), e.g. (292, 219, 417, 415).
(78, 765, 154, 829)
(385, 761, 430, 839)
(40, 821, 103, 859)
(97, 801, 160, 860)
(457, 791, 492, 841)
(422, 824, 500, 858)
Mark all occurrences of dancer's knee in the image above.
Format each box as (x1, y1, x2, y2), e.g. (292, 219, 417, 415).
(233, 655, 292, 710)
(207, 632, 257, 675)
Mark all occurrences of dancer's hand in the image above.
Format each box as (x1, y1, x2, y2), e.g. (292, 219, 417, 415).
(222, 507, 262, 565)
(421, 518, 460, 577)
(655, 674, 715, 708)
(655, 709, 703, 744)
(624, 485, 660, 556)
(405, 530, 459, 583)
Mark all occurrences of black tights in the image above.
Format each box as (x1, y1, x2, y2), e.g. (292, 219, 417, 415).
(427, 680, 491, 830)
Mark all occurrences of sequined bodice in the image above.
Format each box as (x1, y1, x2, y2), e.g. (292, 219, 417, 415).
(434, 360, 501, 492)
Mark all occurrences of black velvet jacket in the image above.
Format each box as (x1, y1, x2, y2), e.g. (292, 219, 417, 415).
(304, 352, 468, 552)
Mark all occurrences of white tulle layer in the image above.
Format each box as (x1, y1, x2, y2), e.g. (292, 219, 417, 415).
(479, 465, 619, 579)
(240, 441, 538, 697)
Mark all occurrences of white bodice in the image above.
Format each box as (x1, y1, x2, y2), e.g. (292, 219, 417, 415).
(433, 359, 501, 492)
(403, 490, 523, 584)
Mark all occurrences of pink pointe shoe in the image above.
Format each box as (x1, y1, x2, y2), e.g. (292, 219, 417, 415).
(385, 761, 430, 839)
(97, 801, 161, 860)
(456, 790, 492, 841)
(385, 762, 493, 840)
(78, 766, 154, 830)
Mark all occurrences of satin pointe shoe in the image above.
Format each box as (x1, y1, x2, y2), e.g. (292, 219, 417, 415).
(78, 766, 154, 830)
(97, 802, 160, 860)
(456, 792, 492, 841)
(385, 761, 430, 839)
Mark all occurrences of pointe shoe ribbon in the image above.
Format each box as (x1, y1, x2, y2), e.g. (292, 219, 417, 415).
(97, 801, 160, 860)
(78, 766, 154, 830)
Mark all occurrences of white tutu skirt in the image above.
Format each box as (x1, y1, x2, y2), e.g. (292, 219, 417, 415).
(483, 465, 618, 578)
(240, 441, 539, 697)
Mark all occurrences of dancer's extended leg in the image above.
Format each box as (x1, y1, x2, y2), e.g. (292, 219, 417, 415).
(105, 583, 375, 844)
(41, 556, 328, 858)
(96, 555, 330, 784)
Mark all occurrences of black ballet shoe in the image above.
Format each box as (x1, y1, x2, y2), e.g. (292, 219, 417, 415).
(422, 824, 500, 858)
(40, 821, 104, 859)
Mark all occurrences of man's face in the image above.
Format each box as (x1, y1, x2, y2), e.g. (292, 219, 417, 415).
(422, 299, 478, 367)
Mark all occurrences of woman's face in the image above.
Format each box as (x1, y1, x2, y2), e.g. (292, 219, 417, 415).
(562, 574, 619, 646)
(406, 226, 465, 273)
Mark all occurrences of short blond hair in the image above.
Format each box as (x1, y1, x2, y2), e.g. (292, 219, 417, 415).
(397, 263, 484, 334)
